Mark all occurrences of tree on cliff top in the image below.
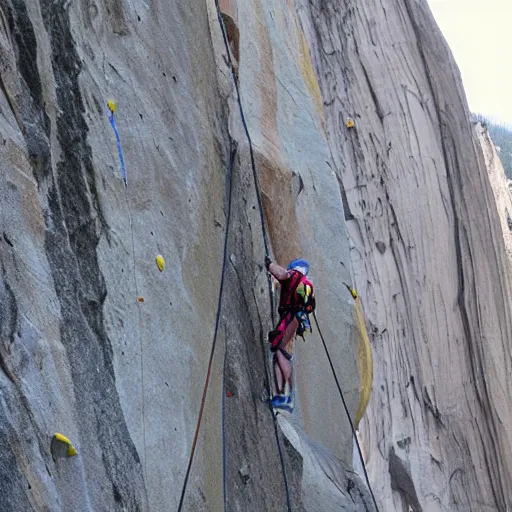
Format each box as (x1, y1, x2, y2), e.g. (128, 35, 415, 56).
(473, 113, 512, 179)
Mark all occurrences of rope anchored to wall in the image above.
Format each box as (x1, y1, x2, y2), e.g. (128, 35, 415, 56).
(177, 3, 293, 510)
(213, 1, 292, 510)
(177, 141, 237, 512)
(313, 311, 380, 512)
(177, 2, 379, 510)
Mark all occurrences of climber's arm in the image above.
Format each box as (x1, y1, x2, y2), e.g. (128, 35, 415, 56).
(265, 257, 290, 281)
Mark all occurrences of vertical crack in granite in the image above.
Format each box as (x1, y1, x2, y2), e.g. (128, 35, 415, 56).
(0, 263, 18, 383)
(4, 0, 43, 107)
(0, 400, 35, 511)
(0, 0, 52, 182)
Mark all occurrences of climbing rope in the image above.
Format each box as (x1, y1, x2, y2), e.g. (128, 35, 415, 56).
(214, 8, 378, 504)
(124, 171, 148, 481)
(108, 100, 147, 478)
(177, 141, 237, 512)
(221, 329, 228, 512)
(313, 312, 380, 512)
(214, 3, 292, 512)
(221, 143, 237, 511)
(213, 1, 275, 324)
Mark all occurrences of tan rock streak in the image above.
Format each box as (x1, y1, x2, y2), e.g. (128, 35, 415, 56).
(250, 0, 301, 263)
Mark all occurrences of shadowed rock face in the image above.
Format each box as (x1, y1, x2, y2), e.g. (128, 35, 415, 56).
(0, 0, 510, 511)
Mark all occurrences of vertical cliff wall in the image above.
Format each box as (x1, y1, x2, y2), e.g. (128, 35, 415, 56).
(0, 0, 371, 511)
(2, 0, 511, 511)
(297, 0, 512, 510)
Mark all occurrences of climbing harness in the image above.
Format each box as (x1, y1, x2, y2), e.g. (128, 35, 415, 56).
(177, 141, 237, 512)
(270, 269, 315, 351)
(313, 311, 380, 512)
(278, 346, 293, 361)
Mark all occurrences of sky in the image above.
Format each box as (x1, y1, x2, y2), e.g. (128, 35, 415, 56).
(428, 0, 512, 124)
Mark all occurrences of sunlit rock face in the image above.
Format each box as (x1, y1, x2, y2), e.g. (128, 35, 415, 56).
(297, 0, 512, 510)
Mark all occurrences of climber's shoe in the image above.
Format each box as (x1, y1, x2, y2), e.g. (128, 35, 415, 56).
(271, 394, 286, 408)
(272, 393, 294, 413)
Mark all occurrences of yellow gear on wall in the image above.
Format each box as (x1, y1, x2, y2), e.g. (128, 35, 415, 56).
(343, 283, 373, 428)
(353, 294, 373, 428)
(51, 433, 77, 458)
(156, 254, 165, 272)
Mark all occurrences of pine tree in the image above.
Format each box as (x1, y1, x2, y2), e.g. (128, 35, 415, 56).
(473, 113, 512, 179)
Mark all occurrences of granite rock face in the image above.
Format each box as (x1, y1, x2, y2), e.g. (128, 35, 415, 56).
(0, 0, 511, 511)
(297, 0, 512, 510)
(0, 0, 365, 511)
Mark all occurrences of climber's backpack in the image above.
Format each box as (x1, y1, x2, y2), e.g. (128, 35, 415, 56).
(278, 270, 315, 337)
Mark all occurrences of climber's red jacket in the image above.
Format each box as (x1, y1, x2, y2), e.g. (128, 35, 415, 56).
(269, 270, 315, 351)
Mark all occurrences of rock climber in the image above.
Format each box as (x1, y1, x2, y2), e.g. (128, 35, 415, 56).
(265, 256, 315, 410)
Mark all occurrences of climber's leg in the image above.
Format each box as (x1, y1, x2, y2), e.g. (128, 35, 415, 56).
(274, 317, 298, 395)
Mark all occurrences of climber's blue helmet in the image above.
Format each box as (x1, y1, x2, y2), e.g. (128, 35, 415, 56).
(287, 258, 309, 276)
